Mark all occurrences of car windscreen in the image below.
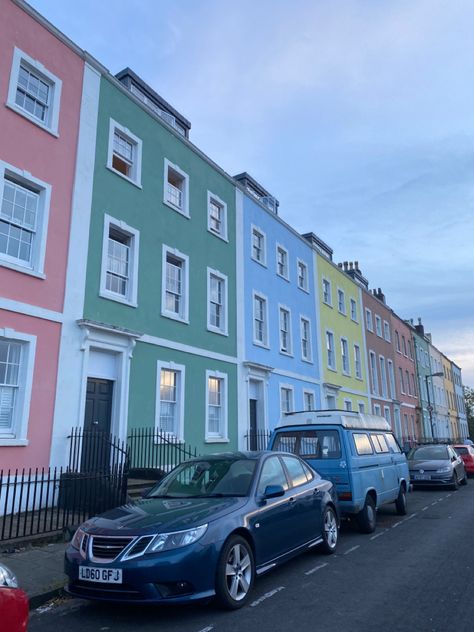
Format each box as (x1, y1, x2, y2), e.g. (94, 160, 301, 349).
(148, 458, 257, 498)
(454, 446, 468, 455)
(408, 446, 449, 460)
(273, 429, 341, 459)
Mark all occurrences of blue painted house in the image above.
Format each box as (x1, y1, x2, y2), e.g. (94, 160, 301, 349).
(235, 173, 321, 448)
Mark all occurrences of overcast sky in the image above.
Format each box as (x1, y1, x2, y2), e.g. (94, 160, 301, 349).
(28, 0, 474, 386)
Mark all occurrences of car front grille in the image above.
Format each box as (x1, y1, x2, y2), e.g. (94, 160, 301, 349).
(91, 536, 134, 560)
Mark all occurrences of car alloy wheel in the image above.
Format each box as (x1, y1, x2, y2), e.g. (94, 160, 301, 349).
(215, 535, 254, 609)
(320, 506, 338, 554)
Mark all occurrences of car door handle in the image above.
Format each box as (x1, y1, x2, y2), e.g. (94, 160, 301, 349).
(288, 497, 296, 505)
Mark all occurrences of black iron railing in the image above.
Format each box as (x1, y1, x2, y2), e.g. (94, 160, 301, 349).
(127, 427, 198, 476)
(244, 429, 272, 451)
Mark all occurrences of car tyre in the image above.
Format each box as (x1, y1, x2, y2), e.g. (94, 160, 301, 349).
(215, 535, 255, 610)
(395, 485, 407, 515)
(460, 471, 468, 486)
(319, 506, 338, 554)
(451, 472, 460, 491)
(357, 495, 376, 534)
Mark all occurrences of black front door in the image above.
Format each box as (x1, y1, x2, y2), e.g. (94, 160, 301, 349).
(249, 399, 258, 451)
(82, 378, 113, 471)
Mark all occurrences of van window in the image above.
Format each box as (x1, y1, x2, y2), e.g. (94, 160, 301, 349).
(353, 433, 373, 455)
(385, 434, 401, 454)
(273, 430, 341, 459)
(372, 434, 389, 453)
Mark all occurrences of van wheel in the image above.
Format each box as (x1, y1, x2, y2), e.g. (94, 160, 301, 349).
(319, 506, 338, 554)
(357, 495, 376, 533)
(395, 485, 407, 515)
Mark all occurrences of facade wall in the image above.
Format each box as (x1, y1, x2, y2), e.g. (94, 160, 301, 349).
(452, 364, 468, 438)
(360, 290, 396, 428)
(428, 346, 449, 440)
(390, 313, 419, 443)
(239, 190, 321, 438)
(412, 329, 433, 439)
(0, 0, 84, 467)
(316, 255, 369, 412)
(442, 355, 458, 439)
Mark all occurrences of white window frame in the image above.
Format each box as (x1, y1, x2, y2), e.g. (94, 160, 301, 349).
(300, 316, 312, 363)
(161, 245, 189, 323)
(155, 361, 185, 440)
(344, 399, 353, 412)
(276, 243, 289, 280)
(253, 291, 269, 348)
(375, 315, 383, 337)
(0, 329, 36, 446)
(337, 288, 346, 315)
(7, 47, 62, 136)
(365, 308, 373, 332)
(207, 191, 228, 241)
(369, 350, 379, 395)
(163, 158, 189, 217)
(398, 367, 405, 394)
(205, 370, 228, 442)
(297, 259, 309, 292)
(278, 305, 293, 356)
(207, 267, 228, 336)
(358, 401, 366, 413)
(107, 118, 143, 187)
(354, 344, 362, 379)
(322, 278, 332, 306)
(384, 406, 391, 423)
(303, 389, 316, 411)
(350, 298, 358, 322)
(379, 355, 388, 398)
(251, 225, 267, 266)
(0, 160, 51, 278)
(383, 320, 391, 342)
(280, 384, 294, 415)
(326, 330, 336, 370)
(373, 403, 382, 416)
(100, 214, 140, 307)
(341, 337, 350, 375)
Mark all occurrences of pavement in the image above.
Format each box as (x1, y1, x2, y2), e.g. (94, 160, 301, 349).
(0, 539, 67, 610)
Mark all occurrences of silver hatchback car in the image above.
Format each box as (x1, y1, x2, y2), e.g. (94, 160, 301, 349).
(408, 444, 468, 490)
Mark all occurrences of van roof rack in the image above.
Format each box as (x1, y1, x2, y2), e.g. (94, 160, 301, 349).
(277, 410, 391, 431)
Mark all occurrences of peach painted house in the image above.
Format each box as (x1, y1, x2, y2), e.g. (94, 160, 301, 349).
(0, 0, 85, 469)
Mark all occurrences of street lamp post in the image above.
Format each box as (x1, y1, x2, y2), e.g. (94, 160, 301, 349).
(425, 372, 444, 441)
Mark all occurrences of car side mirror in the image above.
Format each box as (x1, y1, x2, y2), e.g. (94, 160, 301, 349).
(264, 484, 285, 499)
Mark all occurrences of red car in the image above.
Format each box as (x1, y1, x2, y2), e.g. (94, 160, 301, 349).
(0, 563, 29, 632)
(454, 444, 474, 476)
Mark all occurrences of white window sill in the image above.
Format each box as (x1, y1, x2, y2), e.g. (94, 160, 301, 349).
(163, 199, 190, 218)
(251, 257, 267, 268)
(205, 437, 229, 444)
(253, 340, 270, 350)
(279, 350, 293, 358)
(99, 290, 137, 308)
(276, 273, 290, 283)
(323, 302, 333, 308)
(298, 286, 310, 294)
(207, 326, 228, 337)
(301, 357, 313, 364)
(6, 102, 59, 137)
(0, 438, 29, 446)
(106, 165, 142, 189)
(208, 228, 229, 242)
(161, 310, 189, 325)
(327, 366, 337, 373)
(338, 311, 347, 317)
(0, 259, 46, 279)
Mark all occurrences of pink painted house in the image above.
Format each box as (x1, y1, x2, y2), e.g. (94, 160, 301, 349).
(0, 0, 85, 469)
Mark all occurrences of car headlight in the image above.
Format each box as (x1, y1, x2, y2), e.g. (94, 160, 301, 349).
(71, 527, 86, 550)
(148, 524, 208, 553)
(0, 564, 19, 588)
(436, 466, 451, 473)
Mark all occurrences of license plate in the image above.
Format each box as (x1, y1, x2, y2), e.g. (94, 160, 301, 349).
(414, 474, 430, 481)
(79, 566, 122, 583)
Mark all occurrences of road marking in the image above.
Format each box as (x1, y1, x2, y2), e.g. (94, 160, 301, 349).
(196, 628, 214, 632)
(305, 562, 328, 576)
(370, 530, 387, 540)
(392, 521, 402, 528)
(422, 506, 429, 511)
(431, 501, 437, 506)
(446, 493, 452, 497)
(344, 545, 360, 555)
(438, 497, 444, 502)
(250, 586, 285, 607)
(403, 513, 417, 523)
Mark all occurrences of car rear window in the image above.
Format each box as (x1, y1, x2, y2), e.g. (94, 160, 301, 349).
(454, 446, 468, 455)
(273, 430, 341, 459)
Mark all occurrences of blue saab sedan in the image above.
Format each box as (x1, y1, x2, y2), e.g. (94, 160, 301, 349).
(65, 451, 339, 609)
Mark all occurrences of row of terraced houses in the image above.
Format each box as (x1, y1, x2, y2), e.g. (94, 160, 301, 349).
(0, 0, 469, 476)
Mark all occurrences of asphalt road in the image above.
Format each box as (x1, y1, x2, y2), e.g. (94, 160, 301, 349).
(29, 483, 474, 632)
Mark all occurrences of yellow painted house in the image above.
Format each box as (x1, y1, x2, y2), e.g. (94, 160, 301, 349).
(304, 234, 370, 412)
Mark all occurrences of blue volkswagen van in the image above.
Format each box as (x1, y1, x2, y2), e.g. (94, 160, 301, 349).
(269, 411, 410, 533)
